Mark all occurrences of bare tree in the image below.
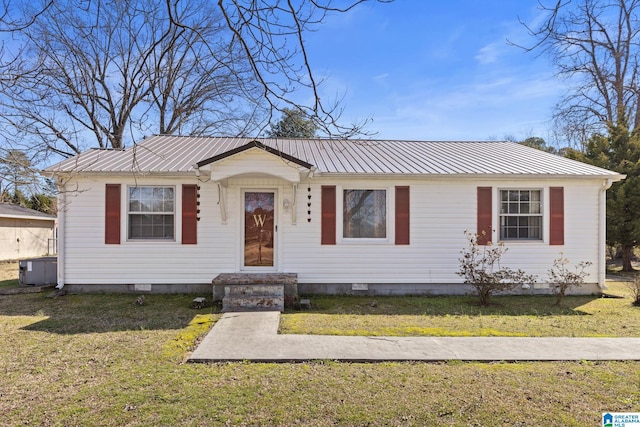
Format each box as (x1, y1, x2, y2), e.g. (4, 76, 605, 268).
(0, 0, 265, 157)
(517, 0, 640, 271)
(0, 0, 392, 165)
(170, 0, 392, 139)
(0, 0, 53, 32)
(151, 1, 265, 136)
(513, 0, 640, 147)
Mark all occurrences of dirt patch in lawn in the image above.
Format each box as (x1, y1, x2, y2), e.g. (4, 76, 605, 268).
(0, 261, 18, 280)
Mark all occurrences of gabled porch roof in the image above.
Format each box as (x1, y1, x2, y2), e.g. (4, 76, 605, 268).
(196, 140, 313, 170)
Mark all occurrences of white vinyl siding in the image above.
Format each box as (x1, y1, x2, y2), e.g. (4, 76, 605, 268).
(59, 172, 602, 287)
(282, 179, 600, 285)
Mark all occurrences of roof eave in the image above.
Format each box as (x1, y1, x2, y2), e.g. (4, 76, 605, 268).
(44, 170, 197, 178)
(0, 214, 56, 221)
(314, 172, 626, 181)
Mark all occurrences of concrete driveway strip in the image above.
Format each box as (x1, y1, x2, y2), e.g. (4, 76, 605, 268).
(188, 312, 640, 363)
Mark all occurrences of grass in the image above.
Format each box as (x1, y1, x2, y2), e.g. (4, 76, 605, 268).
(0, 261, 19, 288)
(0, 275, 638, 425)
(281, 282, 640, 337)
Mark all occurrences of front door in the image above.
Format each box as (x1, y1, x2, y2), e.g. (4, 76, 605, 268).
(243, 191, 275, 268)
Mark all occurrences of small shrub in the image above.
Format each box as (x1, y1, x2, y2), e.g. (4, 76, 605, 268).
(627, 276, 640, 306)
(548, 254, 592, 306)
(457, 231, 537, 306)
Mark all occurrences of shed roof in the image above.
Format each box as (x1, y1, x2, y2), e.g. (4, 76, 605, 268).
(45, 135, 624, 179)
(0, 203, 56, 221)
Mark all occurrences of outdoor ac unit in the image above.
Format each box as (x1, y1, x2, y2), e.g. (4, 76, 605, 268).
(18, 257, 57, 286)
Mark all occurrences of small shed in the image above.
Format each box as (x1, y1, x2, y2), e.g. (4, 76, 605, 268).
(0, 203, 56, 260)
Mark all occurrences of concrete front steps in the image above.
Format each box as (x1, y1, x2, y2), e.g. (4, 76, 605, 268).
(222, 284, 285, 312)
(213, 273, 298, 312)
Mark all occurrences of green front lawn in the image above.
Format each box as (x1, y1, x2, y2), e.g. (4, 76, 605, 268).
(281, 281, 640, 337)
(0, 288, 638, 426)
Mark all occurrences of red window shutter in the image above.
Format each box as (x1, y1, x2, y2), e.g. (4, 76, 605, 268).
(321, 186, 336, 245)
(105, 184, 121, 244)
(182, 184, 198, 245)
(477, 187, 492, 245)
(550, 187, 564, 245)
(395, 186, 410, 245)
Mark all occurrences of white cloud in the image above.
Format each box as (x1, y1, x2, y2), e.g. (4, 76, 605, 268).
(475, 43, 501, 64)
(344, 69, 561, 141)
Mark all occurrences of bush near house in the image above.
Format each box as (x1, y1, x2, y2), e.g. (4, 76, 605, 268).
(627, 276, 640, 306)
(548, 255, 592, 306)
(457, 231, 537, 306)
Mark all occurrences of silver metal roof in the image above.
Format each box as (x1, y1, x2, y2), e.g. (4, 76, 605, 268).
(45, 135, 624, 179)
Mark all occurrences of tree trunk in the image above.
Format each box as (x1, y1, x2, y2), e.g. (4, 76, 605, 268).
(621, 245, 636, 272)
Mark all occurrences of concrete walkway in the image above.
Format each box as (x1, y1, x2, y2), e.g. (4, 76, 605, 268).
(188, 311, 640, 363)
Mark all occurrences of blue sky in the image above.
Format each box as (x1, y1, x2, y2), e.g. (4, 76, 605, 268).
(303, 1, 560, 142)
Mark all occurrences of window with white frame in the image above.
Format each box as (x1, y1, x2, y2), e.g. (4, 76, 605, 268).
(343, 189, 387, 238)
(500, 189, 542, 240)
(128, 186, 175, 240)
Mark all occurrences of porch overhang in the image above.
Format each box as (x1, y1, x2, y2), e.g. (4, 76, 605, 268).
(195, 140, 314, 184)
(195, 140, 314, 226)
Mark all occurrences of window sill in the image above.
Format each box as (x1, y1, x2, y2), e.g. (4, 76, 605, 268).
(125, 239, 177, 243)
(339, 238, 390, 245)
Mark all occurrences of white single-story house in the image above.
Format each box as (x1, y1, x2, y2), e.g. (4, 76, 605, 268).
(44, 135, 624, 299)
(0, 203, 56, 260)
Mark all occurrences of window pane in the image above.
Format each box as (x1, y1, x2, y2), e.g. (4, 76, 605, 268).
(499, 190, 543, 241)
(343, 189, 386, 238)
(129, 214, 174, 239)
(141, 216, 153, 238)
(529, 216, 541, 239)
(129, 200, 140, 212)
(140, 187, 153, 199)
(530, 200, 541, 214)
(164, 219, 174, 239)
(128, 186, 174, 239)
(531, 191, 541, 202)
(152, 216, 164, 238)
